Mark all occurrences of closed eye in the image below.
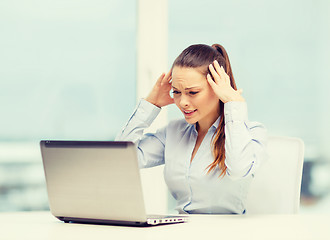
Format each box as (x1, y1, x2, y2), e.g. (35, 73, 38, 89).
(189, 91, 199, 95)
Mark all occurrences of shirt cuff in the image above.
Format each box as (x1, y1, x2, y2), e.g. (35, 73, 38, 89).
(224, 101, 248, 123)
(133, 99, 161, 125)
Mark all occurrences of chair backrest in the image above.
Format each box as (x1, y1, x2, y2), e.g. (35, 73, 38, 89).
(246, 136, 304, 214)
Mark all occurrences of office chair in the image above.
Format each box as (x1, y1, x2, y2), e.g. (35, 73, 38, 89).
(246, 136, 305, 214)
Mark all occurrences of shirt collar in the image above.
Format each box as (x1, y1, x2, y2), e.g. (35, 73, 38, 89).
(190, 116, 221, 133)
(212, 116, 221, 129)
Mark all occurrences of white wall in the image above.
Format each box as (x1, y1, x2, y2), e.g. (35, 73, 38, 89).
(137, 0, 169, 214)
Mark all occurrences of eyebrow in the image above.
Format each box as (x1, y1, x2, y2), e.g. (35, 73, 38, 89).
(172, 86, 201, 90)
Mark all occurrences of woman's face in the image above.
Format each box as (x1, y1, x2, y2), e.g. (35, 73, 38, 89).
(171, 66, 220, 128)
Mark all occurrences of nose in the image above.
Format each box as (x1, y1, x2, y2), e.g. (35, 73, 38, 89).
(179, 94, 190, 108)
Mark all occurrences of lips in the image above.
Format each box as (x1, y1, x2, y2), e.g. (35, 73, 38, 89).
(183, 109, 197, 117)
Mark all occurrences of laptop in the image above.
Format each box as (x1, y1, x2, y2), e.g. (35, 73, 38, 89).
(40, 140, 188, 226)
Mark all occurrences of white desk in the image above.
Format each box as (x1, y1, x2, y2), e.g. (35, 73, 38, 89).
(1, 211, 329, 240)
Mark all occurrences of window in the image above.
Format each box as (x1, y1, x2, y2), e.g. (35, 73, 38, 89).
(0, 0, 136, 211)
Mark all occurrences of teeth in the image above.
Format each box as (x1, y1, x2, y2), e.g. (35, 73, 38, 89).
(184, 110, 195, 114)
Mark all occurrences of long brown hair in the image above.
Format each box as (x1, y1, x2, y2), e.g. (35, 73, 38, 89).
(172, 44, 237, 177)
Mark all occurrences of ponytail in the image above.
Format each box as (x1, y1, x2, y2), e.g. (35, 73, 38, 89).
(207, 44, 237, 178)
(211, 44, 237, 90)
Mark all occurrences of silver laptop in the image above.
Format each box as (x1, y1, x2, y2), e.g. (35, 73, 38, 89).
(40, 140, 188, 226)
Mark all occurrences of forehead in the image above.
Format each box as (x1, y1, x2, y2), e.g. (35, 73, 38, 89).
(172, 67, 207, 88)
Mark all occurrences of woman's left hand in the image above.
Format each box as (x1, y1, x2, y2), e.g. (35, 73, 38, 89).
(207, 60, 245, 103)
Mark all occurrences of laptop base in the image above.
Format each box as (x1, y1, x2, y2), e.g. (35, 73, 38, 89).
(57, 215, 188, 227)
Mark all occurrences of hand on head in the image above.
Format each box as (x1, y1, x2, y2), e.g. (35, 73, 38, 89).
(146, 43, 244, 108)
(145, 70, 174, 108)
(207, 60, 245, 103)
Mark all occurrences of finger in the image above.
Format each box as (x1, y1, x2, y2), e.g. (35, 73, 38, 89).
(213, 60, 227, 83)
(217, 65, 227, 82)
(220, 66, 231, 85)
(207, 73, 218, 89)
(213, 60, 222, 77)
(208, 64, 221, 84)
(156, 73, 166, 85)
(164, 70, 172, 81)
(167, 73, 172, 84)
(161, 70, 172, 86)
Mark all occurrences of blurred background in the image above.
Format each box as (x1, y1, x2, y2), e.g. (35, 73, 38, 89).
(0, 0, 329, 213)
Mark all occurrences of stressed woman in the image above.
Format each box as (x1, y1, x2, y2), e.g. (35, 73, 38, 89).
(116, 44, 267, 214)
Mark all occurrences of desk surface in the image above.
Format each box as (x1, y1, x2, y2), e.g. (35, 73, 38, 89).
(1, 211, 329, 240)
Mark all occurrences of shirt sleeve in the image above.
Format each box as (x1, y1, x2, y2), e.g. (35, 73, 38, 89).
(224, 101, 268, 180)
(115, 99, 166, 168)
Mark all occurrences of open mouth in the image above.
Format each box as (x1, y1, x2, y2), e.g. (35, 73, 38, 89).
(183, 109, 197, 117)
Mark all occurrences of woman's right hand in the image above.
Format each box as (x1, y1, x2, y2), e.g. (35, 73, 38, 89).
(145, 70, 174, 108)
